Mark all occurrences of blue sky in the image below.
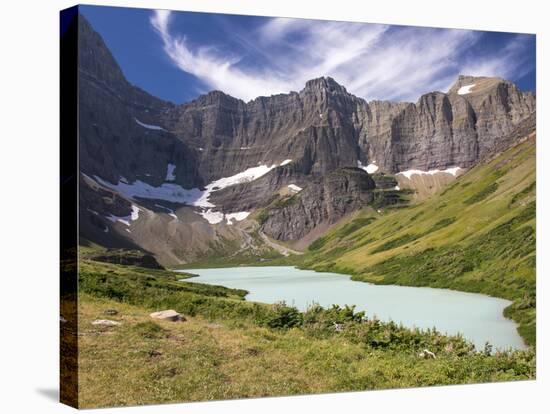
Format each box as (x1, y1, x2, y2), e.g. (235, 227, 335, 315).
(80, 5, 536, 104)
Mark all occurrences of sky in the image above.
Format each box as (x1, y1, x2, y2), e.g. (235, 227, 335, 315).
(80, 5, 536, 104)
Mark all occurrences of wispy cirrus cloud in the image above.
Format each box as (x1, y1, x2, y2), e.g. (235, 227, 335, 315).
(151, 10, 534, 102)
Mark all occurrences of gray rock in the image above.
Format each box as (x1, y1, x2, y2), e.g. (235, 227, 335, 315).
(91, 319, 121, 326)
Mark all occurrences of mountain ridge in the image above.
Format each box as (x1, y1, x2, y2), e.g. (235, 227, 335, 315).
(76, 13, 536, 264)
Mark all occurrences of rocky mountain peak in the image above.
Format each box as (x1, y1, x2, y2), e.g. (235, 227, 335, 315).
(448, 74, 507, 95)
(303, 76, 348, 94)
(78, 14, 127, 88)
(190, 89, 243, 109)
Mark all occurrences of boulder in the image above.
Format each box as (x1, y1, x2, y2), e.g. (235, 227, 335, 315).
(91, 319, 121, 326)
(149, 310, 186, 322)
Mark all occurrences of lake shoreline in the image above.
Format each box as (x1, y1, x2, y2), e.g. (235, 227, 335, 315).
(177, 266, 526, 351)
(171, 261, 529, 347)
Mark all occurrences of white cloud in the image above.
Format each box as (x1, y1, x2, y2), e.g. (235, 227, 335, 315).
(150, 11, 290, 100)
(151, 11, 533, 102)
(459, 35, 535, 83)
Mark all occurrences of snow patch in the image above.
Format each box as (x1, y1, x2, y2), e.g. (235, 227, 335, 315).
(94, 176, 214, 207)
(199, 210, 250, 225)
(457, 84, 476, 95)
(225, 212, 250, 225)
(397, 167, 463, 179)
(154, 203, 178, 220)
(134, 117, 165, 131)
(105, 205, 141, 227)
(93, 160, 292, 224)
(87, 208, 99, 216)
(198, 209, 224, 224)
(165, 163, 176, 182)
(210, 164, 278, 190)
(288, 184, 302, 193)
(130, 205, 140, 221)
(358, 160, 379, 174)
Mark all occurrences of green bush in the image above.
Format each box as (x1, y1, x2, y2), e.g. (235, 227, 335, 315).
(371, 233, 418, 254)
(427, 217, 456, 233)
(308, 236, 329, 251)
(509, 181, 535, 207)
(335, 217, 376, 238)
(262, 302, 302, 329)
(464, 182, 499, 205)
(256, 209, 269, 225)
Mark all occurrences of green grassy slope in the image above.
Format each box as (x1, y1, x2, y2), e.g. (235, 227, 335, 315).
(302, 137, 536, 345)
(76, 259, 534, 408)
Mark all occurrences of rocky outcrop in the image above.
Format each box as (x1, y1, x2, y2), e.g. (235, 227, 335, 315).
(260, 168, 376, 241)
(90, 249, 164, 269)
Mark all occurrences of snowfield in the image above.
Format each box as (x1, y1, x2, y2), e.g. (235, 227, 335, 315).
(397, 167, 462, 179)
(457, 84, 476, 95)
(94, 175, 214, 207)
(91, 160, 291, 225)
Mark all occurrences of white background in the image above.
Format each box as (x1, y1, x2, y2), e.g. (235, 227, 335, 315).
(0, 0, 547, 412)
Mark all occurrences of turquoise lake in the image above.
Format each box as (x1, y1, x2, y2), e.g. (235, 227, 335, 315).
(179, 266, 526, 350)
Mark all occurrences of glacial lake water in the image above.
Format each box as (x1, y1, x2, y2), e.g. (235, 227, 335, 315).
(179, 266, 526, 350)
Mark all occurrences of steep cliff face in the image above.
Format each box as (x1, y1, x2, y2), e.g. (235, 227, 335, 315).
(260, 168, 377, 241)
(78, 14, 536, 189)
(158, 77, 366, 183)
(153, 74, 535, 182)
(448, 75, 536, 158)
(78, 16, 200, 189)
(76, 14, 536, 261)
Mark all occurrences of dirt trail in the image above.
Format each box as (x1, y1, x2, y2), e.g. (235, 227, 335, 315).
(259, 231, 303, 256)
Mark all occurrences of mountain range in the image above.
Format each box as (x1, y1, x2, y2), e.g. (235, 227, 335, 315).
(76, 15, 536, 265)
